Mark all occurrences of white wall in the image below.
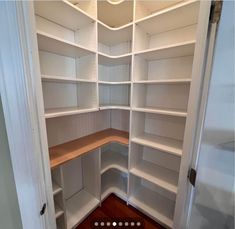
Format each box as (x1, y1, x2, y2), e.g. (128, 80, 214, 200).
(189, 1, 234, 228)
(0, 96, 23, 229)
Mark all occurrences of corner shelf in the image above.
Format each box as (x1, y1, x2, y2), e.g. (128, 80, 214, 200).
(101, 150, 128, 174)
(66, 189, 99, 228)
(49, 128, 129, 169)
(37, 31, 95, 58)
(101, 169, 127, 201)
(98, 52, 132, 65)
(133, 79, 191, 84)
(99, 81, 131, 85)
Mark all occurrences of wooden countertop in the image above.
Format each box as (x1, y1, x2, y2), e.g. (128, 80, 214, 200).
(49, 128, 129, 169)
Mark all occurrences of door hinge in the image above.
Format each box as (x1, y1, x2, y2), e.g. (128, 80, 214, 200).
(188, 168, 197, 187)
(210, 0, 223, 24)
(40, 203, 47, 216)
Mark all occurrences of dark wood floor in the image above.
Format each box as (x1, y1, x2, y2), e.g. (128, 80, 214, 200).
(76, 194, 165, 229)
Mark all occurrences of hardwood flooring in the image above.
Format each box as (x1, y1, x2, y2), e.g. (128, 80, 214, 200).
(76, 194, 166, 229)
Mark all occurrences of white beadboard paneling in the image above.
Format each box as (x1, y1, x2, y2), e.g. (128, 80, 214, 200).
(46, 110, 110, 147)
(111, 110, 130, 132)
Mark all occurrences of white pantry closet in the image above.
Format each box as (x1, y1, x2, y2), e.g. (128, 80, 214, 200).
(33, 0, 211, 228)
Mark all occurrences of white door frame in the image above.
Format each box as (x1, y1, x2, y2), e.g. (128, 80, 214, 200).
(0, 1, 55, 229)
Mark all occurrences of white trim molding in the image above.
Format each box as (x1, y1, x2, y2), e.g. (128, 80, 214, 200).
(0, 1, 56, 229)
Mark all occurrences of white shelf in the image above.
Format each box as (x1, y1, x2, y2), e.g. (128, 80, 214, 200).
(45, 107, 98, 119)
(52, 181, 63, 196)
(99, 81, 131, 85)
(42, 75, 96, 83)
(66, 189, 99, 229)
(135, 40, 196, 60)
(55, 204, 64, 219)
(37, 31, 95, 58)
(98, 52, 132, 65)
(130, 160, 178, 194)
(132, 133, 183, 157)
(133, 79, 191, 84)
(136, 0, 199, 33)
(129, 175, 175, 228)
(100, 106, 130, 111)
(101, 169, 127, 201)
(135, 0, 183, 21)
(34, 0, 94, 31)
(98, 0, 133, 28)
(98, 22, 132, 46)
(132, 107, 187, 117)
(101, 150, 128, 174)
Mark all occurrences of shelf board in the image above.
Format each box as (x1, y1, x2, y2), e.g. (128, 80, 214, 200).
(49, 128, 129, 169)
(132, 107, 187, 117)
(136, 0, 199, 35)
(133, 79, 191, 84)
(98, 52, 132, 66)
(135, 40, 196, 60)
(130, 160, 178, 195)
(98, 0, 133, 28)
(98, 20, 133, 31)
(101, 150, 128, 174)
(101, 186, 127, 201)
(129, 191, 174, 228)
(131, 133, 182, 157)
(99, 81, 131, 85)
(52, 181, 63, 196)
(42, 75, 96, 83)
(55, 204, 64, 219)
(45, 107, 99, 119)
(98, 22, 132, 46)
(34, 0, 94, 31)
(37, 31, 95, 58)
(99, 105, 130, 111)
(66, 189, 99, 229)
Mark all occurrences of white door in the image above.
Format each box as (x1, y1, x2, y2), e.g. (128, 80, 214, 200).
(188, 1, 234, 228)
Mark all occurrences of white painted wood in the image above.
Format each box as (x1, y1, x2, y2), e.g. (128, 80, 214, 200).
(69, 0, 97, 18)
(101, 169, 127, 201)
(98, 0, 133, 28)
(99, 84, 130, 107)
(135, 1, 199, 29)
(132, 83, 190, 111)
(37, 31, 95, 58)
(98, 63, 131, 82)
(99, 81, 131, 85)
(110, 110, 130, 132)
(101, 143, 128, 174)
(34, 0, 95, 30)
(52, 182, 63, 196)
(0, 1, 56, 228)
(173, 1, 212, 228)
(46, 111, 110, 147)
(55, 204, 64, 219)
(135, 24, 197, 52)
(135, 40, 196, 60)
(134, 55, 194, 81)
(132, 107, 187, 118)
(131, 143, 181, 173)
(135, 0, 183, 20)
(98, 52, 132, 65)
(66, 189, 99, 228)
(129, 174, 175, 228)
(129, 143, 179, 196)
